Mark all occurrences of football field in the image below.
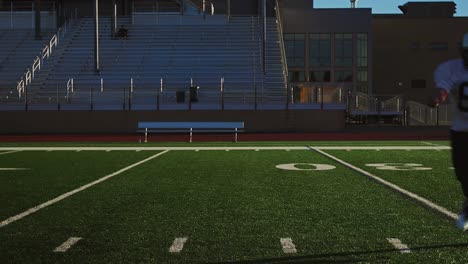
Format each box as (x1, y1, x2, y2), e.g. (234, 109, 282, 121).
(2, 141, 468, 263)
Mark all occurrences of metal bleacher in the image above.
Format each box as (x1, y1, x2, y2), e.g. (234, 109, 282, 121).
(0, 29, 55, 103)
(12, 12, 286, 110)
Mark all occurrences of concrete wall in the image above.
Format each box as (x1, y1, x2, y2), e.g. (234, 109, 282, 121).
(281, 8, 371, 33)
(0, 110, 345, 133)
(373, 16, 468, 101)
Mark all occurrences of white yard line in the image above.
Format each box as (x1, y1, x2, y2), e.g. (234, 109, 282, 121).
(0, 150, 169, 229)
(0, 150, 21, 155)
(309, 147, 458, 220)
(386, 238, 411, 253)
(54, 237, 82, 252)
(169, 237, 188, 253)
(280, 238, 297, 254)
(0, 146, 451, 151)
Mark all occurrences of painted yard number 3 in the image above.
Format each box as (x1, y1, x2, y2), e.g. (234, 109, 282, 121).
(276, 163, 432, 171)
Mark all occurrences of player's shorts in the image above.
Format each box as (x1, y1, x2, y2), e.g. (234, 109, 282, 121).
(451, 130, 468, 197)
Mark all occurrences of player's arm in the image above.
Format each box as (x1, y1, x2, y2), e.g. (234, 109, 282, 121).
(431, 61, 452, 107)
(430, 88, 449, 108)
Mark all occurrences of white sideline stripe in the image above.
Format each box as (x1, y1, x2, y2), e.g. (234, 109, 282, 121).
(54, 237, 82, 252)
(387, 238, 411, 253)
(0, 150, 21, 155)
(0, 146, 451, 151)
(280, 238, 297, 254)
(310, 147, 458, 220)
(0, 150, 169, 229)
(169, 237, 188, 253)
(0, 168, 29, 171)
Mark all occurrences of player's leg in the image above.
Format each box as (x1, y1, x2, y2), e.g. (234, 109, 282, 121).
(451, 130, 468, 230)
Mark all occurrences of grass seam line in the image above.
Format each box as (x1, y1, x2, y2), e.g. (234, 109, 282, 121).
(0, 150, 169, 229)
(308, 147, 458, 220)
(421, 141, 441, 146)
(0, 150, 21, 155)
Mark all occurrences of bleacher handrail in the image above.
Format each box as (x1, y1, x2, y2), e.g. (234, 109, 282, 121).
(16, 17, 74, 99)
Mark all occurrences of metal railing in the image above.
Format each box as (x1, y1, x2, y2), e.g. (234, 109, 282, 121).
(407, 100, 452, 125)
(1, 77, 351, 111)
(274, 0, 289, 92)
(349, 93, 404, 113)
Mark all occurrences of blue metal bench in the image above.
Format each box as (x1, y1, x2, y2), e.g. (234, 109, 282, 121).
(138, 121, 244, 142)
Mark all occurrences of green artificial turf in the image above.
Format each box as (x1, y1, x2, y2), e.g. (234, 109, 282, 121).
(324, 149, 462, 213)
(1, 148, 468, 263)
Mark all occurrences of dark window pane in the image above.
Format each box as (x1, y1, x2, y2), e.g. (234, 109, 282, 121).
(310, 71, 331, 82)
(357, 71, 368, 82)
(336, 71, 353, 82)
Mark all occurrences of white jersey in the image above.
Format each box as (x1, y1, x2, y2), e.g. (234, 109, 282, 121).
(434, 58, 468, 132)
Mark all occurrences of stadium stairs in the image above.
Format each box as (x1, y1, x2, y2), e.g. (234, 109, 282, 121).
(0, 29, 55, 103)
(7, 13, 286, 110)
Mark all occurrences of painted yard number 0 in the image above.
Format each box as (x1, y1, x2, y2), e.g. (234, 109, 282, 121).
(276, 163, 432, 171)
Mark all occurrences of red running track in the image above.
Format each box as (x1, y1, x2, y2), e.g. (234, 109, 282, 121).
(0, 131, 449, 143)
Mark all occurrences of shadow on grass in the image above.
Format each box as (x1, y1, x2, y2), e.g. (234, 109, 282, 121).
(209, 242, 468, 264)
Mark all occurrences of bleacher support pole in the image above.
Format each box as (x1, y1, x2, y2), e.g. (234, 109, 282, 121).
(94, 0, 100, 72)
(10, 1, 13, 29)
(221, 77, 224, 111)
(34, 0, 42, 40)
(111, 0, 117, 38)
(129, 78, 133, 111)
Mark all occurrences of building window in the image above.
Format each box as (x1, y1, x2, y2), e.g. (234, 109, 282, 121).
(288, 71, 306, 82)
(310, 34, 331, 67)
(356, 85, 368, 93)
(357, 34, 368, 67)
(356, 71, 368, 82)
(335, 33, 353, 67)
(428, 42, 448, 50)
(310, 71, 331, 82)
(285, 34, 305, 67)
(335, 71, 353, 82)
(411, 79, 426, 88)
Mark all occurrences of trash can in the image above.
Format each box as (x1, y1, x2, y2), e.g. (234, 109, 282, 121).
(190, 86, 198, 102)
(176, 91, 185, 103)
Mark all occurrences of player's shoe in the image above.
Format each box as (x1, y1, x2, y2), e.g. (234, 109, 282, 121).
(457, 200, 468, 231)
(457, 213, 468, 231)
